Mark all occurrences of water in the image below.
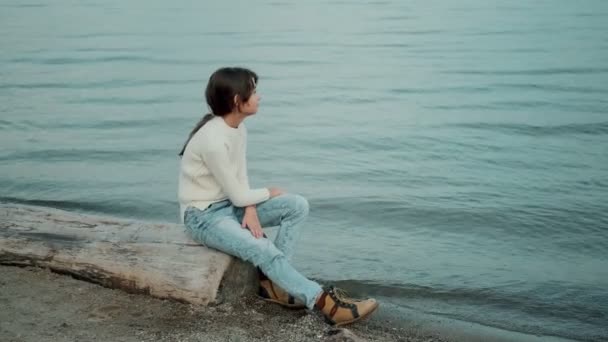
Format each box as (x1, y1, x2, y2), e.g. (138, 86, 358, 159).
(1, 1, 607, 340)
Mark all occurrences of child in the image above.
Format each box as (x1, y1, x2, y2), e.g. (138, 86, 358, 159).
(178, 67, 378, 326)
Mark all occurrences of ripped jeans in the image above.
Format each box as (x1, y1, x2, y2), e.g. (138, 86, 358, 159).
(184, 194, 323, 309)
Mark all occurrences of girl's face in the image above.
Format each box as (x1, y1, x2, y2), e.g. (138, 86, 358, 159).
(239, 88, 260, 116)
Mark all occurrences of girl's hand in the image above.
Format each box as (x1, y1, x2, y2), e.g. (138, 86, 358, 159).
(242, 206, 263, 238)
(268, 187, 285, 198)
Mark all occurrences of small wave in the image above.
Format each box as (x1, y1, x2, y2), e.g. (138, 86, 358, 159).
(337, 42, 413, 48)
(8, 56, 148, 64)
(461, 28, 559, 36)
(0, 79, 201, 90)
(7, 56, 203, 66)
(443, 67, 608, 76)
(491, 83, 608, 94)
(377, 15, 417, 21)
(0, 197, 175, 222)
(311, 196, 608, 253)
(0, 119, 14, 130)
(0, 3, 46, 8)
(442, 122, 608, 137)
(356, 29, 444, 36)
(258, 59, 328, 66)
(0, 118, 181, 131)
(0, 197, 120, 216)
(574, 12, 608, 17)
(0, 148, 171, 162)
(389, 85, 491, 94)
(72, 47, 146, 53)
(317, 95, 380, 104)
(267, 1, 293, 7)
(66, 96, 182, 105)
(78, 118, 181, 130)
(324, 0, 387, 6)
(427, 101, 607, 113)
(323, 279, 607, 325)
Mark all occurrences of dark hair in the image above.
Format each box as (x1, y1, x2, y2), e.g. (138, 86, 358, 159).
(179, 67, 258, 157)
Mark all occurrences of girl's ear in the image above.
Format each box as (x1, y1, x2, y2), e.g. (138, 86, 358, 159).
(233, 94, 241, 112)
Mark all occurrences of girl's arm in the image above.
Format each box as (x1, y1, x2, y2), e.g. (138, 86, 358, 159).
(202, 142, 269, 207)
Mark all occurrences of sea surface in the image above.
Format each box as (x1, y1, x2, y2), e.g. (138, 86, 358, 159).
(1, 1, 607, 341)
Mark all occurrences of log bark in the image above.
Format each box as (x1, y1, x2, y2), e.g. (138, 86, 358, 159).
(0, 203, 256, 305)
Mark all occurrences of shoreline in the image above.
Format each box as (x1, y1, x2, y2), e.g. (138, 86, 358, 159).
(372, 303, 579, 342)
(0, 201, 585, 342)
(0, 265, 578, 342)
(0, 266, 447, 342)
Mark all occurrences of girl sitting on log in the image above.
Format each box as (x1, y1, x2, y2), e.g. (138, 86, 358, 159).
(178, 67, 379, 326)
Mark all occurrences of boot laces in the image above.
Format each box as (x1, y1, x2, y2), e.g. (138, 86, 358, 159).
(332, 287, 358, 305)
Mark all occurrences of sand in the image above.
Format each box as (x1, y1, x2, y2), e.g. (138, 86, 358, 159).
(0, 266, 449, 342)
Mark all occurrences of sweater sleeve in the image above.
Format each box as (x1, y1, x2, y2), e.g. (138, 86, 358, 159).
(238, 152, 251, 189)
(202, 141, 269, 207)
(237, 127, 250, 189)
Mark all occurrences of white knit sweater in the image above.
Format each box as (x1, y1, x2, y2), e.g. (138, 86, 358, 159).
(178, 116, 270, 222)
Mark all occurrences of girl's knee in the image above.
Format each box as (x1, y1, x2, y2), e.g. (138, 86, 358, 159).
(284, 193, 309, 216)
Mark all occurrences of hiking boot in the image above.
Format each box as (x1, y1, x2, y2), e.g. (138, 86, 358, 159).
(258, 279, 307, 309)
(315, 286, 379, 326)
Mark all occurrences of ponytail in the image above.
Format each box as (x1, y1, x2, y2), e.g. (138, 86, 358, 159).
(178, 113, 214, 157)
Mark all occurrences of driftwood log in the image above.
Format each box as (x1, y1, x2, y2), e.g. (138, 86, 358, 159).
(0, 203, 256, 305)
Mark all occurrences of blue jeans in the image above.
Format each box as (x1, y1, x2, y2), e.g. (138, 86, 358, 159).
(184, 194, 323, 309)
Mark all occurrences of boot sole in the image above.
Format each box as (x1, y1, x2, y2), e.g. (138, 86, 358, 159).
(257, 295, 307, 310)
(333, 302, 380, 327)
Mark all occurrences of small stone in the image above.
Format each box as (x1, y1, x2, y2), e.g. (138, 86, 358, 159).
(325, 328, 367, 342)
